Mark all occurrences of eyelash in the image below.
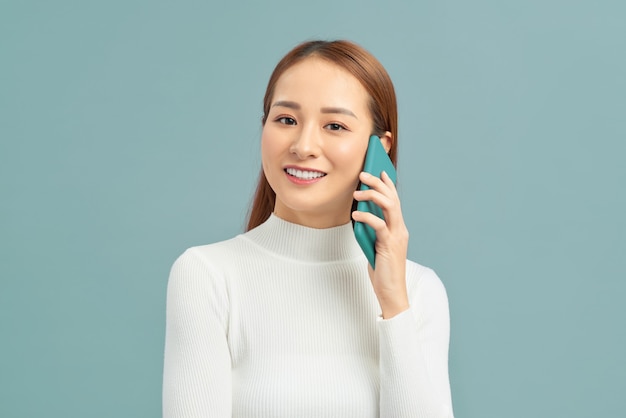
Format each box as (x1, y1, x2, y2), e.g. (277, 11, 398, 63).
(325, 123, 347, 131)
(274, 117, 349, 132)
(276, 116, 297, 125)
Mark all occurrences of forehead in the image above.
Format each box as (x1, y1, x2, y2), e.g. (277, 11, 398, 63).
(272, 57, 370, 107)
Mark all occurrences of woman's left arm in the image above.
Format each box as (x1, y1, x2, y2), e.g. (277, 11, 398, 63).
(352, 171, 410, 319)
(353, 171, 454, 418)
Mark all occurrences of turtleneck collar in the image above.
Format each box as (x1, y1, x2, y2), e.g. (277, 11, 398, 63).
(242, 213, 365, 263)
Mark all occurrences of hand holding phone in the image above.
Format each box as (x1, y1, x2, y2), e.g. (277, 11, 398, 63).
(353, 135, 397, 268)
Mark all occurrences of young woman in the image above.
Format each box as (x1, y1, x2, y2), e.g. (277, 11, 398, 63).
(163, 40, 454, 418)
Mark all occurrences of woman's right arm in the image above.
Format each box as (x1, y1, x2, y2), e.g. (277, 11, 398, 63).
(162, 248, 231, 418)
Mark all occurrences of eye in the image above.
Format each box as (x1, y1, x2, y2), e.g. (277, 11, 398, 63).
(325, 123, 347, 131)
(276, 116, 297, 125)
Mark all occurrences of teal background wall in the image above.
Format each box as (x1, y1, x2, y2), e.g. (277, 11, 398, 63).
(1, 0, 624, 416)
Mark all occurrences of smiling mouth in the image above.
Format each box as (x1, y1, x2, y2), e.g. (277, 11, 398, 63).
(284, 168, 327, 180)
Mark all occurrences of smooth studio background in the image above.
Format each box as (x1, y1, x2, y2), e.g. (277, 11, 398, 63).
(1, 1, 624, 417)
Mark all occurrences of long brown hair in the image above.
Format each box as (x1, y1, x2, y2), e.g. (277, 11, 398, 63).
(246, 40, 398, 231)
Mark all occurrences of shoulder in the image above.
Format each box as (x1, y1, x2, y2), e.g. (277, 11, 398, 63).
(171, 233, 253, 275)
(168, 235, 248, 293)
(166, 241, 243, 331)
(168, 231, 268, 291)
(166, 235, 254, 315)
(405, 260, 450, 311)
(406, 260, 447, 293)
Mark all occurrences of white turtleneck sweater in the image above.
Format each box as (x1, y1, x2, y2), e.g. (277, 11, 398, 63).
(163, 214, 453, 417)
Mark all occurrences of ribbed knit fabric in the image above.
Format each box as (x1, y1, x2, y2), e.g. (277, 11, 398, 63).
(163, 214, 454, 417)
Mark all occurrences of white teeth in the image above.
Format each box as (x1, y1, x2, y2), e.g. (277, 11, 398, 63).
(285, 168, 326, 180)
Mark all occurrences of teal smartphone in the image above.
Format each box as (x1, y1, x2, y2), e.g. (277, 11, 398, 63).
(354, 135, 397, 268)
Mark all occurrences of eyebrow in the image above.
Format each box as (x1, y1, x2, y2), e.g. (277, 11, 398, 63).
(272, 100, 300, 110)
(321, 107, 358, 119)
(272, 101, 358, 119)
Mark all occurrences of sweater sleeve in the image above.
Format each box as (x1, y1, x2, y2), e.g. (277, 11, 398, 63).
(377, 266, 454, 418)
(162, 248, 231, 418)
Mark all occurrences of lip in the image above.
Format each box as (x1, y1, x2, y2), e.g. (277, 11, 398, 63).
(283, 165, 327, 185)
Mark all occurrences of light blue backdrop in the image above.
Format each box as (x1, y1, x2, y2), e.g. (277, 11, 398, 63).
(1, 1, 624, 417)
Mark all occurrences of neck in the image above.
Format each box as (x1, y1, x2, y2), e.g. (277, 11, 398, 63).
(272, 209, 352, 229)
(244, 213, 364, 263)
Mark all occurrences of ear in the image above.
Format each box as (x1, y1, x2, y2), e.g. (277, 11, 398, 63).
(379, 131, 393, 154)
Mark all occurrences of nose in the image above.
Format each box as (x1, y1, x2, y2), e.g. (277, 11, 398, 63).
(289, 125, 320, 160)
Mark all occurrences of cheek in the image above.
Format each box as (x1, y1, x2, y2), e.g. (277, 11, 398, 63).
(260, 125, 292, 184)
(260, 131, 273, 178)
(332, 140, 368, 172)
(260, 126, 279, 167)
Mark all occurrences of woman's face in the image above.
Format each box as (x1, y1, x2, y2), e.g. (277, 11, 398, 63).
(261, 57, 375, 228)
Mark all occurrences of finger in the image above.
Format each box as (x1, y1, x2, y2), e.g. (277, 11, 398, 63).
(359, 171, 386, 191)
(359, 171, 398, 199)
(352, 210, 389, 236)
(353, 186, 403, 227)
(380, 171, 399, 198)
(353, 188, 393, 208)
